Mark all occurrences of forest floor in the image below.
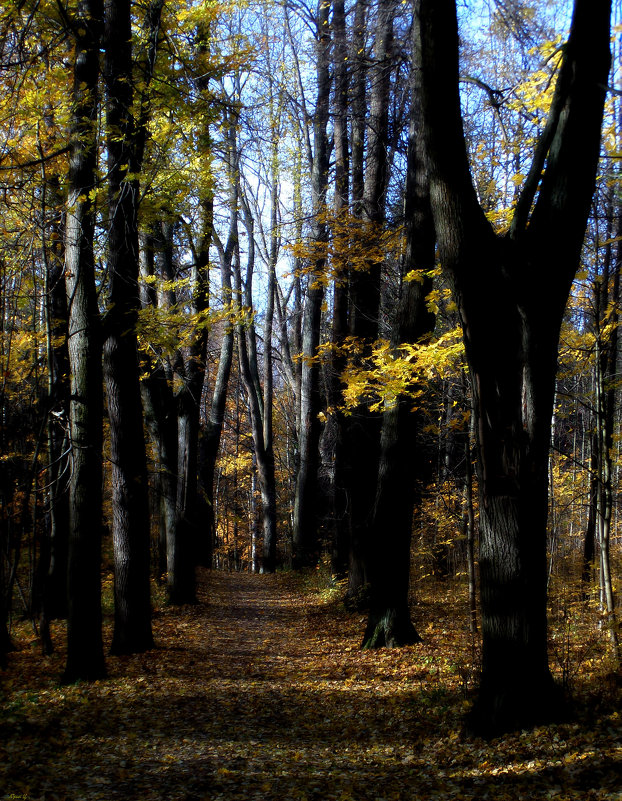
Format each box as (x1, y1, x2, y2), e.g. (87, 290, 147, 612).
(1, 568, 621, 801)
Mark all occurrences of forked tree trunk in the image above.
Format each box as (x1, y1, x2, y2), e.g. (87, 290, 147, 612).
(201, 224, 235, 564)
(418, 0, 611, 734)
(172, 18, 215, 596)
(173, 196, 211, 598)
(232, 125, 278, 572)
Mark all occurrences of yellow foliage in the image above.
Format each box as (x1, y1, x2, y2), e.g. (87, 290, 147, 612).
(287, 208, 402, 287)
(218, 449, 254, 478)
(333, 328, 465, 413)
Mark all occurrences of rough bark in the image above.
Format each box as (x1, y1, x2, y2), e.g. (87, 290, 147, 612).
(344, 0, 394, 607)
(463, 397, 478, 635)
(363, 33, 435, 647)
(418, 0, 611, 734)
(38, 170, 70, 649)
(103, 0, 155, 653)
(62, 0, 107, 683)
(328, 0, 350, 577)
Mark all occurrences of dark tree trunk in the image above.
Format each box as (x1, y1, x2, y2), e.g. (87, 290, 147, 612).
(344, 0, 394, 607)
(171, 19, 214, 594)
(103, 0, 156, 653)
(463, 399, 478, 635)
(292, 0, 331, 568)
(138, 222, 186, 601)
(172, 212, 211, 600)
(363, 31, 435, 647)
(63, 0, 107, 683)
(174, 383, 203, 600)
(292, 276, 324, 567)
(37, 171, 70, 652)
(581, 434, 598, 593)
(142, 361, 178, 577)
(0, 587, 11, 668)
(328, 0, 350, 577)
(350, 0, 367, 217)
(418, 0, 611, 734)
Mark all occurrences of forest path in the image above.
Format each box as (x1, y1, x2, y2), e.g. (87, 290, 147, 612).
(2, 569, 622, 801)
(2, 569, 435, 801)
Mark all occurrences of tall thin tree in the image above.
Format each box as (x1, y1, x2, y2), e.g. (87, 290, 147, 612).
(103, 0, 161, 653)
(63, 0, 107, 682)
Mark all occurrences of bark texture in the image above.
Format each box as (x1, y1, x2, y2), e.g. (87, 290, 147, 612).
(418, 0, 611, 734)
(363, 29, 435, 647)
(344, 0, 394, 606)
(103, 0, 156, 653)
(63, 0, 106, 682)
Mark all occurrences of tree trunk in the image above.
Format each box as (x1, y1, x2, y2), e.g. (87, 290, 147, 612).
(201, 225, 236, 565)
(38, 169, 70, 650)
(581, 433, 598, 594)
(592, 192, 621, 664)
(232, 126, 278, 572)
(171, 17, 215, 594)
(344, 0, 394, 607)
(292, 0, 331, 568)
(235, 245, 278, 573)
(363, 32, 434, 647)
(418, 0, 611, 734)
(63, 0, 106, 683)
(328, 0, 350, 577)
(173, 213, 210, 599)
(139, 226, 179, 588)
(103, 0, 157, 653)
(463, 400, 478, 635)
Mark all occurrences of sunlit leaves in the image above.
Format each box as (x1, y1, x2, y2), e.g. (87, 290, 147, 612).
(331, 328, 465, 414)
(287, 208, 402, 288)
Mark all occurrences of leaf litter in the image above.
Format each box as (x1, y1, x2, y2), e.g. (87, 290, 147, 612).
(0, 569, 621, 800)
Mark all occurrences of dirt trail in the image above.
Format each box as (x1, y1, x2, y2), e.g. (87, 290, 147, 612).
(2, 569, 621, 801)
(2, 570, 432, 801)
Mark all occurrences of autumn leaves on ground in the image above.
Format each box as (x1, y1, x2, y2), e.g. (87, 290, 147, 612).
(1, 571, 621, 801)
